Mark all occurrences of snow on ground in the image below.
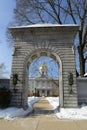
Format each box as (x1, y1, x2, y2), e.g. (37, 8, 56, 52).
(46, 97, 59, 109)
(46, 97, 87, 120)
(0, 97, 39, 120)
(1, 97, 87, 120)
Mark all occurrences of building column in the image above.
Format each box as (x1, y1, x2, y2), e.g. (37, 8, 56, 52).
(45, 90, 47, 97)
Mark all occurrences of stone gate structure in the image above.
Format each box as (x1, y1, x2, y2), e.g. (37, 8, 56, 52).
(10, 24, 79, 109)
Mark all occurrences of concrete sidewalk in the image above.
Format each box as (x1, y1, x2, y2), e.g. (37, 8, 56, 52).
(0, 98, 87, 130)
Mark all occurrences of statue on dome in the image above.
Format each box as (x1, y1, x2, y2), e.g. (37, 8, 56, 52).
(39, 62, 48, 77)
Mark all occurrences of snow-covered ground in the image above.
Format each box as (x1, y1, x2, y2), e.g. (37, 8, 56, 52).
(1, 97, 87, 120)
(0, 96, 39, 120)
(47, 97, 87, 120)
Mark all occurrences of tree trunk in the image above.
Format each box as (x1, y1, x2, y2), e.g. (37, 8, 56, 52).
(78, 46, 85, 76)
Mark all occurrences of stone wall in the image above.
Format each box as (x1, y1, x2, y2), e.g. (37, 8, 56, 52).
(77, 77, 87, 104)
(1, 77, 87, 106)
(0, 79, 10, 89)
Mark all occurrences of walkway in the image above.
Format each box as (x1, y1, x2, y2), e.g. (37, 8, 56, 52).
(0, 98, 87, 130)
(28, 97, 57, 119)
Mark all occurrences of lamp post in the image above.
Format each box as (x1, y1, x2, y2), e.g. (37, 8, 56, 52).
(12, 73, 23, 92)
(13, 73, 18, 92)
(68, 72, 74, 94)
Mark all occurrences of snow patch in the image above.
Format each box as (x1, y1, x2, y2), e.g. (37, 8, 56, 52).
(47, 97, 87, 120)
(0, 97, 39, 120)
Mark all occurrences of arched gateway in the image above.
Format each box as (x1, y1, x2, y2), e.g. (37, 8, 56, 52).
(10, 24, 79, 109)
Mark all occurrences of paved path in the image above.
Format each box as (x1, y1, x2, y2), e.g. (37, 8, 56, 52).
(0, 98, 87, 130)
(28, 97, 57, 119)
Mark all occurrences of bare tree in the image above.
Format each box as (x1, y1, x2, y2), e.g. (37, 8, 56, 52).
(10, 0, 87, 76)
(0, 63, 7, 78)
(0, 63, 5, 71)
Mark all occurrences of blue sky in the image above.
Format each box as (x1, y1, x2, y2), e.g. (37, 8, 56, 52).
(29, 56, 59, 78)
(0, 0, 15, 78)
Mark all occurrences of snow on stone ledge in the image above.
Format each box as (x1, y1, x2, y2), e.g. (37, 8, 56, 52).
(10, 23, 78, 29)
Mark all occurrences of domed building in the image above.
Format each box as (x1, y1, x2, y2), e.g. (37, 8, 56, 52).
(28, 62, 59, 97)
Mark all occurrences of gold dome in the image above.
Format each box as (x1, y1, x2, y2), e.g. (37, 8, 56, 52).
(39, 63, 47, 70)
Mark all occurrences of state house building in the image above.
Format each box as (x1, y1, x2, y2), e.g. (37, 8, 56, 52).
(28, 62, 59, 97)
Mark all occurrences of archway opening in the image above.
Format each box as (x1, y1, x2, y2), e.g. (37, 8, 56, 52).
(25, 54, 61, 108)
(23, 50, 63, 108)
(29, 56, 59, 96)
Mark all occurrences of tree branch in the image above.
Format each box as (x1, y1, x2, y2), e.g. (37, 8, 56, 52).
(66, 0, 77, 24)
(47, 0, 62, 24)
(14, 9, 35, 24)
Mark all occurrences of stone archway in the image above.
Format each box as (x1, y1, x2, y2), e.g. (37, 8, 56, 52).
(10, 24, 79, 109)
(23, 49, 63, 108)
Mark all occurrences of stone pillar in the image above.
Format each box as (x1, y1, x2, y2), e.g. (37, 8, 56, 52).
(62, 47, 78, 108)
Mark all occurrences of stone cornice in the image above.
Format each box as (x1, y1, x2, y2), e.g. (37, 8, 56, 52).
(9, 24, 79, 36)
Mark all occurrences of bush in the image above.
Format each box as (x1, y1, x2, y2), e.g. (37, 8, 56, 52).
(0, 87, 11, 108)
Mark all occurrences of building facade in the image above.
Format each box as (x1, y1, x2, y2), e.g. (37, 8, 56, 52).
(29, 77, 59, 97)
(28, 62, 59, 97)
